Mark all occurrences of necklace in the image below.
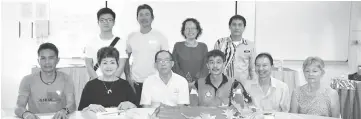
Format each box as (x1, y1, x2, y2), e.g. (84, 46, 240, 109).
(40, 71, 57, 85)
(101, 77, 116, 94)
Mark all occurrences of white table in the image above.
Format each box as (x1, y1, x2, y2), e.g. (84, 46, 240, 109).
(2, 108, 339, 119)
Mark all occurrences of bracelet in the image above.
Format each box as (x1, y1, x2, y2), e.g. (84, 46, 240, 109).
(21, 111, 31, 119)
(62, 108, 70, 115)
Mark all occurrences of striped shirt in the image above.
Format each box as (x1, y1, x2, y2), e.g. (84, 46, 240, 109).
(214, 36, 257, 81)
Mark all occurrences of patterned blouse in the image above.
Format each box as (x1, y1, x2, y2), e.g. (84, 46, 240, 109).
(294, 85, 332, 117)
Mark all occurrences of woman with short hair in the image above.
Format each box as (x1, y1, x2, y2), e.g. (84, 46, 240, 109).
(290, 56, 340, 117)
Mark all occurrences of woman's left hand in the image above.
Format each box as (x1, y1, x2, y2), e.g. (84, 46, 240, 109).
(118, 101, 137, 110)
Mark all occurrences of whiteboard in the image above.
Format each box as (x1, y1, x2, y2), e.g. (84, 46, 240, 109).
(47, 0, 235, 58)
(255, 1, 351, 61)
(118, 1, 235, 51)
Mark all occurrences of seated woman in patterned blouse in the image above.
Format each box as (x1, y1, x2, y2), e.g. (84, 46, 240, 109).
(290, 56, 340, 117)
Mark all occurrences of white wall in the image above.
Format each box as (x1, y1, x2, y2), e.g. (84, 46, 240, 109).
(349, 1, 361, 72)
(2, 1, 360, 110)
(255, 1, 351, 61)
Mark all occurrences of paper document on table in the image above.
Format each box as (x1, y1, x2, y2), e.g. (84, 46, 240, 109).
(35, 113, 56, 119)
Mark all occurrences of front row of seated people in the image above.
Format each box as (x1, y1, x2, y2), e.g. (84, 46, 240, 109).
(15, 42, 340, 119)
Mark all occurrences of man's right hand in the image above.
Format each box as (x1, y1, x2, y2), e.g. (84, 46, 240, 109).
(23, 112, 39, 119)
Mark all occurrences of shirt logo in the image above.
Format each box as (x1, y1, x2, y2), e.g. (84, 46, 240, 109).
(38, 90, 62, 104)
(205, 91, 212, 97)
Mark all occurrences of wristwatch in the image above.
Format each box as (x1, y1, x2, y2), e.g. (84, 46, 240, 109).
(62, 108, 70, 115)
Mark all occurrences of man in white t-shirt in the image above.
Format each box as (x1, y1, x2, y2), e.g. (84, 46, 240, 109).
(125, 4, 169, 105)
(140, 50, 189, 108)
(84, 7, 127, 80)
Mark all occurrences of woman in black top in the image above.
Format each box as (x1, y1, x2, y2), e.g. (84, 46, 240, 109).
(78, 47, 137, 112)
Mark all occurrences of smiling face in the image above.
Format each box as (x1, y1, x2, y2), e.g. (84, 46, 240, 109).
(100, 57, 118, 76)
(303, 64, 324, 84)
(255, 57, 273, 79)
(137, 9, 153, 28)
(38, 49, 59, 73)
(183, 21, 199, 40)
(207, 56, 225, 75)
(98, 13, 115, 32)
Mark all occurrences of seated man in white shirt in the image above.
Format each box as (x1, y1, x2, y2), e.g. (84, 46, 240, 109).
(245, 52, 290, 112)
(140, 50, 190, 108)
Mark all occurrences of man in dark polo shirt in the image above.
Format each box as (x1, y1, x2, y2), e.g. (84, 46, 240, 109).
(191, 50, 235, 107)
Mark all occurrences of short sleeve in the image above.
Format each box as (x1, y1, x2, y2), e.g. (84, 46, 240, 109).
(83, 36, 94, 58)
(18, 76, 31, 97)
(115, 38, 128, 58)
(140, 77, 152, 105)
(126, 34, 133, 53)
(177, 78, 190, 104)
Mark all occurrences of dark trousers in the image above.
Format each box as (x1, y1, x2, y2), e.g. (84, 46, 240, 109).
(134, 82, 143, 107)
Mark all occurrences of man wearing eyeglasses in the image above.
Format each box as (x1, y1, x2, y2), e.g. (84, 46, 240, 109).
(140, 50, 189, 108)
(83, 8, 128, 82)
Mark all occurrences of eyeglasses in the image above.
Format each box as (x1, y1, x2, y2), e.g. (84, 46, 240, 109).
(185, 27, 197, 31)
(99, 19, 114, 23)
(156, 60, 172, 64)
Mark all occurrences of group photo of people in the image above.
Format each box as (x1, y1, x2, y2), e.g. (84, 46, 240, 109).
(2, 1, 361, 119)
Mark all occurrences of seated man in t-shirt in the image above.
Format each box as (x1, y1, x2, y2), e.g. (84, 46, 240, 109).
(140, 50, 189, 108)
(15, 43, 76, 119)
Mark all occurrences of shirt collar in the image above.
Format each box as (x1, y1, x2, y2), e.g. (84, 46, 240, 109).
(228, 36, 247, 45)
(155, 71, 175, 82)
(205, 74, 228, 89)
(252, 77, 277, 88)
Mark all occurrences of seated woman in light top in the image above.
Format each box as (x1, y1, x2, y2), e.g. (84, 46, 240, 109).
(172, 18, 208, 86)
(290, 57, 340, 117)
(78, 47, 137, 112)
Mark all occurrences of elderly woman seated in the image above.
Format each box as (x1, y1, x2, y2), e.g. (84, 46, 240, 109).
(290, 56, 340, 117)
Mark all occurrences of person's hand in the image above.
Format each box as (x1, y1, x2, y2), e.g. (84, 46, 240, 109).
(118, 101, 137, 110)
(188, 81, 196, 89)
(84, 58, 93, 66)
(23, 112, 39, 119)
(83, 104, 106, 113)
(52, 109, 68, 119)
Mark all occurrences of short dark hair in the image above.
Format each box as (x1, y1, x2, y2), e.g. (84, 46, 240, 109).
(97, 47, 119, 66)
(255, 53, 274, 66)
(37, 43, 59, 57)
(137, 4, 154, 19)
(228, 15, 246, 27)
(154, 50, 173, 62)
(181, 18, 203, 39)
(206, 50, 226, 63)
(97, 8, 116, 21)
